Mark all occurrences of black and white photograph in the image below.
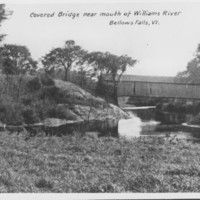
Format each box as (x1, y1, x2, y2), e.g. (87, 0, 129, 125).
(1, 0, 200, 197)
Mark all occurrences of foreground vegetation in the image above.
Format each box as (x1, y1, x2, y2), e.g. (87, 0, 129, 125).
(1, 131, 200, 192)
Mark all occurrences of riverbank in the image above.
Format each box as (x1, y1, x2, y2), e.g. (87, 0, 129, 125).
(1, 131, 200, 192)
(0, 77, 129, 131)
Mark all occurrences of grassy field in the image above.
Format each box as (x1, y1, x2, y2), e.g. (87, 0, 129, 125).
(0, 131, 200, 193)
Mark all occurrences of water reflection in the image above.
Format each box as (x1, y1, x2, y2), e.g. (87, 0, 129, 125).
(154, 111, 193, 125)
(71, 112, 161, 139)
(64, 107, 200, 140)
(68, 119, 119, 137)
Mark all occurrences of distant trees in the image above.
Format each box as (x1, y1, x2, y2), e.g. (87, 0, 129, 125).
(176, 44, 200, 84)
(41, 40, 87, 81)
(0, 4, 8, 42)
(0, 38, 136, 106)
(41, 45, 137, 105)
(0, 44, 37, 76)
(0, 4, 11, 71)
(0, 44, 37, 100)
(0, 5, 140, 126)
(85, 51, 136, 105)
(73, 63, 94, 87)
(84, 51, 110, 81)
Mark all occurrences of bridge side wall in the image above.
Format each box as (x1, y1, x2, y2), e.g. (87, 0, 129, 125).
(117, 81, 200, 99)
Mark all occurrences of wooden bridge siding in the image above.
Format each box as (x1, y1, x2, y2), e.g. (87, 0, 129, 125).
(117, 81, 134, 96)
(117, 81, 200, 99)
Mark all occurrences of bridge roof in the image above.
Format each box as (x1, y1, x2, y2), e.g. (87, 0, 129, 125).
(105, 74, 175, 83)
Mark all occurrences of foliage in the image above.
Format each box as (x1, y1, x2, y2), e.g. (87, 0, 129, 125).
(188, 113, 200, 125)
(28, 99, 55, 120)
(84, 51, 111, 78)
(45, 105, 77, 120)
(39, 85, 65, 103)
(26, 77, 41, 92)
(73, 64, 95, 87)
(0, 44, 37, 76)
(0, 74, 110, 125)
(176, 44, 200, 83)
(0, 102, 24, 125)
(85, 51, 137, 105)
(0, 44, 38, 102)
(40, 73, 55, 86)
(41, 40, 87, 81)
(85, 51, 136, 80)
(22, 107, 40, 124)
(0, 4, 9, 42)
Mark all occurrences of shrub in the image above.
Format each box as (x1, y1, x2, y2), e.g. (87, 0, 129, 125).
(96, 82, 113, 102)
(30, 99, 55, 120)
(28, 99, 76, 121)
(21, 96, 33, 106)
(188, 113, 200, 125)
(39, 86, 64, 103)
(26, 77, 41, 92)
(22, 107, 40, 124)
(0, 103, 24, 125)
(40, 74, 55, 86)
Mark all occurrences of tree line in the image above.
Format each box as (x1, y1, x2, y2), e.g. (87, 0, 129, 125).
(0, 41, 137, 105)
(0, 4, 137, 106)
(176, 44, 200, 84)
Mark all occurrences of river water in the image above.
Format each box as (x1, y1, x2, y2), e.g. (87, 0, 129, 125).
(74, 107, 200, 140)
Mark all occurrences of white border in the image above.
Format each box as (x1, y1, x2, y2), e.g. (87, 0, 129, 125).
(1, 193, 200, 199)
(0, 0, 200, 199)
(1, 0, 200, 4)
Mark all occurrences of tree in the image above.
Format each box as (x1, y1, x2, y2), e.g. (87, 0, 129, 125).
(176, 44, 200, 84)
(0, 4, 10, 68)
(0, 44, 37, 100)
(106, 54, 137, 105)
(0, 4, 8, 42)
(0, 44, 37, 75)
(85, 51, 137, 105)
(176, 58, 200, 83)
(84, 52, 114, 97)
(41, 40, 87, 81)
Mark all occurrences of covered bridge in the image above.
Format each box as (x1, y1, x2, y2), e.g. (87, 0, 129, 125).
(104, 75, 200, 100)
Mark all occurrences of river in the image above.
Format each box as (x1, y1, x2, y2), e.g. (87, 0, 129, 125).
(73, 106, 200, 140)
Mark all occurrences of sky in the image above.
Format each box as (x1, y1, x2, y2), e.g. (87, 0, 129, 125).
(1, 1, 200, 77)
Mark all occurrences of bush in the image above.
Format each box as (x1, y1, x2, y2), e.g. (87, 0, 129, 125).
(40, 74, 55, 86)
(188, 113, 200, 125)
(26, 77, 41, 92)
(22, 107, 40, 124)
(28, 99, 76, 121)
(21, 96, 33, 106)
(39, 86, 64, 103)
(0, 103, 24, 125)
(29, 99, 54, 120)
(96, 82, 114, 102)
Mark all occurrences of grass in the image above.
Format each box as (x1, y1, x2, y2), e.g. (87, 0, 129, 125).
(0, 131, 200, 192)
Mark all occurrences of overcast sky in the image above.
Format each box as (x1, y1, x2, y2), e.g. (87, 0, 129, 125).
(1, 1, 200, 76)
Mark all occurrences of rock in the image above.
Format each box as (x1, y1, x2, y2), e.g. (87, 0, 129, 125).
(54, 79, 104, 104)
(73, 104, 129, 121)
(57, 104, 83, 121)
(54, 79, 129, 121)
